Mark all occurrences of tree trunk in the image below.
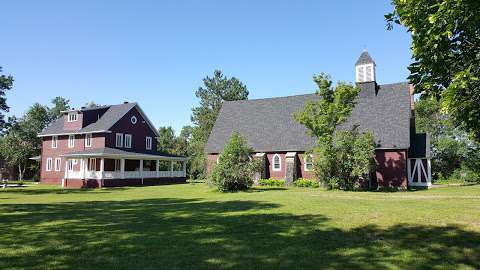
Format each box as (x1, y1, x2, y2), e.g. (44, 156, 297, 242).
(18, 164, 24, 181)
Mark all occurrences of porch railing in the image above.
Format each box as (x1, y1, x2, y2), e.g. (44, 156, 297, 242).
(66, 170, 186, 179)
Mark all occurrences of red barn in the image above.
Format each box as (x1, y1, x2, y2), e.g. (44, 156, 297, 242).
(205, 51, 431, 189)
(38, 102, 187, 188)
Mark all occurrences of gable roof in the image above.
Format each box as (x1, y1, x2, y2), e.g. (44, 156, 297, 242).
(205, 82, 412, 154)
(355, 51, 375, 65)
(39, 103, 159, 137)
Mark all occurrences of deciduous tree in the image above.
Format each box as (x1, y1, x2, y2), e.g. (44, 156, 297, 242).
(386, 0, 480, 140)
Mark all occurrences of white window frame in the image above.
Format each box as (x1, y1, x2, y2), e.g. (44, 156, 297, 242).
(131, 116, 138, 124)
(304, 154, 314, 172)
(272, 154, 281, 172)
(88, 158, 96, 171)
(67, 112, 78, 122)
(68, 135, 75, 148)
(67, 159, 75, 172)
(54, 158, 61, 172)
(46, 158, 53, 172)
(51, 136, 58, 148)
(146, 137, 152, 150)
(124, 134, 132, 148)
(85, 133, 92, 147)
(116, 133, 124, 147)
(114, 159, 121, 171)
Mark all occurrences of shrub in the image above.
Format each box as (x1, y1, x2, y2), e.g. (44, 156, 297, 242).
(208, 132, 260, 192)
(448, 167, 480, 184)
(258, 178, 286, 187)
(294, 178, 319, 188)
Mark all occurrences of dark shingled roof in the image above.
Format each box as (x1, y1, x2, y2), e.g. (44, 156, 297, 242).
(205, 82, 412, 154)
(39, 103, 137, 136)
(355, 51, 375, 65)
(61, 147, 186, 159)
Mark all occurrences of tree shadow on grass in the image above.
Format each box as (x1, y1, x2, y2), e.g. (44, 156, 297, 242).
(0, 198, 478, 270)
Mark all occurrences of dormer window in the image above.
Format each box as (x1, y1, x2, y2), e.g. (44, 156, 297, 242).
(68, 112, 78, 122)
(272, 154, 281, 171)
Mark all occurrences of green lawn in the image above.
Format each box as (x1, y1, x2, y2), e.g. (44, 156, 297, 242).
(1, 184, 479, 270)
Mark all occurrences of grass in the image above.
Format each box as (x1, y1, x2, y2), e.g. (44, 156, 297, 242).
(1, 184, 479, 270)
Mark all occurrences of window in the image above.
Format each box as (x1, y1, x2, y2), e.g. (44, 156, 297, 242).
(125, 134, 132, 148)
(46, 158, 53, 171)
(85, 133, 92, 147)
(114, 159, 121, 171)
(272, 154, 281, 171)
(67, 112, 78, 122)
(88, 158, 96, 171)
(54, 158, 61, 172)
(67, 159, 76, 172)
(51, 136, 58, 148)
(68, 135, 75, 148)
(304, 154, 314, 171)
(131, 116, 137, 124)
(146, 137, 152, 150)
(116, 133, 123, 147)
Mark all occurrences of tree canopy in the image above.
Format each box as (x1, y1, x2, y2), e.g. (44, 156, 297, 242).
(0, 66, 13, 130)
(386, 0, 480, 140)
(190, 70, 249, 179)
(296, 74, 375, 190)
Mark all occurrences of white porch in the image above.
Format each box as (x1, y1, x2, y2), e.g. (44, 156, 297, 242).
(65, 157, 187, 180)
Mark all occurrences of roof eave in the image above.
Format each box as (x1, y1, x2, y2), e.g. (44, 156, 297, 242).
(38, 130, 111, 137)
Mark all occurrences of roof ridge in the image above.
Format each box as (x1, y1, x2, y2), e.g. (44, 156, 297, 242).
(225, 93, 316, 104)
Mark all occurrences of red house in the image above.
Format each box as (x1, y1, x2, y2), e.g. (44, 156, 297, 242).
(38, 102, 187, 188)
(205, 52, 431, 189)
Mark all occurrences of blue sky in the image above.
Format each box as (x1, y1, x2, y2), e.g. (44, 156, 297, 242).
(2, 1, 411, 133)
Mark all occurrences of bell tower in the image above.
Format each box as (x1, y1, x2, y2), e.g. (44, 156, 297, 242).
(355, 50, 376, 83)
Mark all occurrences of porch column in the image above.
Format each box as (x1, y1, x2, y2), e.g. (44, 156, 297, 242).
(170, 160, 174, 178)
(182, 160, 187, 177)
(121, 159, 125, 179)
(81, 158, 86, 180)
(156, 160, 160, 178)
(100, 158, 105, 179)
(140, 159, 144, 184)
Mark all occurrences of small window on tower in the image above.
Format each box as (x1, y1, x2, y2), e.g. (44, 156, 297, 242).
(68, 112, 78, 122)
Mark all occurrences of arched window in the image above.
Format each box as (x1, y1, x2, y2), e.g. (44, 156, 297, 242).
(272, 154, 281, 171)
(304, 154, 314, 171)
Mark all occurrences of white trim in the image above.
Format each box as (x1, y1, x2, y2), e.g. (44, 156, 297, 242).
(68, 135, 75, 148)
(146, 136, 152, 150)
(67, 112, 78, 122)
(51, 136, 58, 148)
(46, 158, 53, 171)
(54, 158, 61, 172)
(133, 104, 160, 137)
(124, 134, 132, 148)
(61, 152, 188, 161)
(38, 130, 110, 138)
(116, 133, 124, 147)
(85, 133, 92, 147)
(304, 154, 314, 172)
(272, 154, 281, 172)
(130, 116, 138, 124)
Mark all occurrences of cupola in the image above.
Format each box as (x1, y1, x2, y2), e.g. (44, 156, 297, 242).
(355, 50, 376, 83)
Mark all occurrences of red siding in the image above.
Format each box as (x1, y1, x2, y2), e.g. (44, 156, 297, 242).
(40, 134, 105, 183)
(63, 113, 83, 131)
(105, 107, 158, 152)
(266, 152, 286, 179)
(374, 149, 407, 189)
